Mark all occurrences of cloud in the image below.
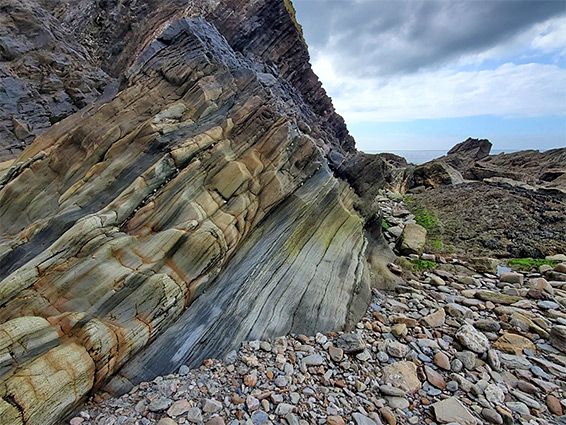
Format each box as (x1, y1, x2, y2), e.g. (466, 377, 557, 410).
(294, 0, 565, 76)
(313, 60, 566, 123)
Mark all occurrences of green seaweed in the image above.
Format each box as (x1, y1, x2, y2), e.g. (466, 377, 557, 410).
(411, 259, 437, 271)
(507, 258, 555, 270)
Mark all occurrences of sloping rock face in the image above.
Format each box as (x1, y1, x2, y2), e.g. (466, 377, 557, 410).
(0, 3, 394, 425)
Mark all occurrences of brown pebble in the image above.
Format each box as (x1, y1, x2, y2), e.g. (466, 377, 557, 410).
(232, 394, 245, 404)
(244, 374, 257, 387)
(206, 417, 224, 425)
(380, 406, 396, 425)
(329, 346, 344, 362)
(547, 394, 563, 416)
(327, 416, 346, 425)
(433, 352, 451, 370)
(516, 380, 537, 394)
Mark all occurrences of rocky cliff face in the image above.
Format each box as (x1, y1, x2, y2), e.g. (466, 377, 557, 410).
(0, 0, 353, 161)
(0, 2, 396, 425)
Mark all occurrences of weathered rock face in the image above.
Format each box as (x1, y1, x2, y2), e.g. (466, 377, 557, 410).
(0, 3, 396, 425)
(0, 0, 115, 161)
(0, 0, 353, 161)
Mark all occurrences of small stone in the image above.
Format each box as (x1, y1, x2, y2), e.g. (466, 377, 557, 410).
(379, 407, 396, 425)
(356, 350, 371, 361)
(446, 381, 458, 392)
(421, 308, 446, 328)
(546, 254, 566, 262)
(285, 413, 299, 425)
(451, 358, 463, 373)
(385, 340, 409, 358)
(246, 396, 260, 411)
(424, 365, 446, 389)
(455, 351, 477, 370)
(244, 374, 258, 387)
(391, 323, 408, 338)
(546, 394, 563, 415)
(506, 401, 529, 416)
(385, 396, 409, 410)
(481, 408, 503, 424)
(187, 407, 203, 423)
(202, 398, 222, 413)
(252, 411, 270, 425)
(353, 412, 378, 425)
(484, 384, 505, 405)
(328, 346, 344, 362)
(433, 352, 450, 370)
(70, 418, 84, 425)
(382, 361, 421, 394)
(327, 416, 345, 425)
(303, 353, 324, 366)
(429, 275, 445, 286)
(500, 272, 524, 284)
(167, 400, 191, 417)
(456, 324, 490, 353)
(475, 290, 521, 305)
(474, 318, 501, 333)
(493, 333, 536, 355)
(499, 353, 531, 369)
(516, 381, 537, 394)
(275, 403, 295, 415)
(148, 397, 173, 412)
(337, 333, 365, 353)
(432, 397, 476, 425)
(158, 419, 177, 425)
(179, 365, 190, 375)
(487, 349, 501, 371)
(396, 223, 427, 255)
(206, 418, 225, 425)
(445, 303, 473, 320)
(549, 325, 566, 352)
(538, 300, 559, 309)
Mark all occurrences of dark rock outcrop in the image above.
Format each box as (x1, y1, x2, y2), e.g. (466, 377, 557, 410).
(447, 137, 492, 160)
(0, 3, 397, 424)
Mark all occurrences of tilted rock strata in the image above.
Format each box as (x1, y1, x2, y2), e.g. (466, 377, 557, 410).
(0, 14, 390, 425)
(0, 0, 352, 161)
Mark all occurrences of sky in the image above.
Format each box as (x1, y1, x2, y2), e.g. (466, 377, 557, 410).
(292, 0, 566, 152)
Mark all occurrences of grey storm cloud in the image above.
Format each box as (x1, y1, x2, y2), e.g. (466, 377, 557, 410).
(292, 0, 566, 76)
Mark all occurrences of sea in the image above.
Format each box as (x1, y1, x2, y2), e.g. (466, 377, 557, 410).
(365, 149, 519, 165)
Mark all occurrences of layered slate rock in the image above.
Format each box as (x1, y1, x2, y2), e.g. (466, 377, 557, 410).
(0, 0, 354, 161)
(0, 7, 395, 425)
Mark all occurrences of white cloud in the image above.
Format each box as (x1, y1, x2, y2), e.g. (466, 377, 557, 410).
(311, 13, 566, 124)
(315, 61, 566, 123)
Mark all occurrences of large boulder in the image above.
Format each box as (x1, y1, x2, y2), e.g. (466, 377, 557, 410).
(396, 223, 427, 255)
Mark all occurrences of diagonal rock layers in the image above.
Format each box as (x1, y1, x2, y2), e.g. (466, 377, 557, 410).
(0, 8, 395, 425)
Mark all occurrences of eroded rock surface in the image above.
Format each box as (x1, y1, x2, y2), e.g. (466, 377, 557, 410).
(0, 3, 396, 425)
